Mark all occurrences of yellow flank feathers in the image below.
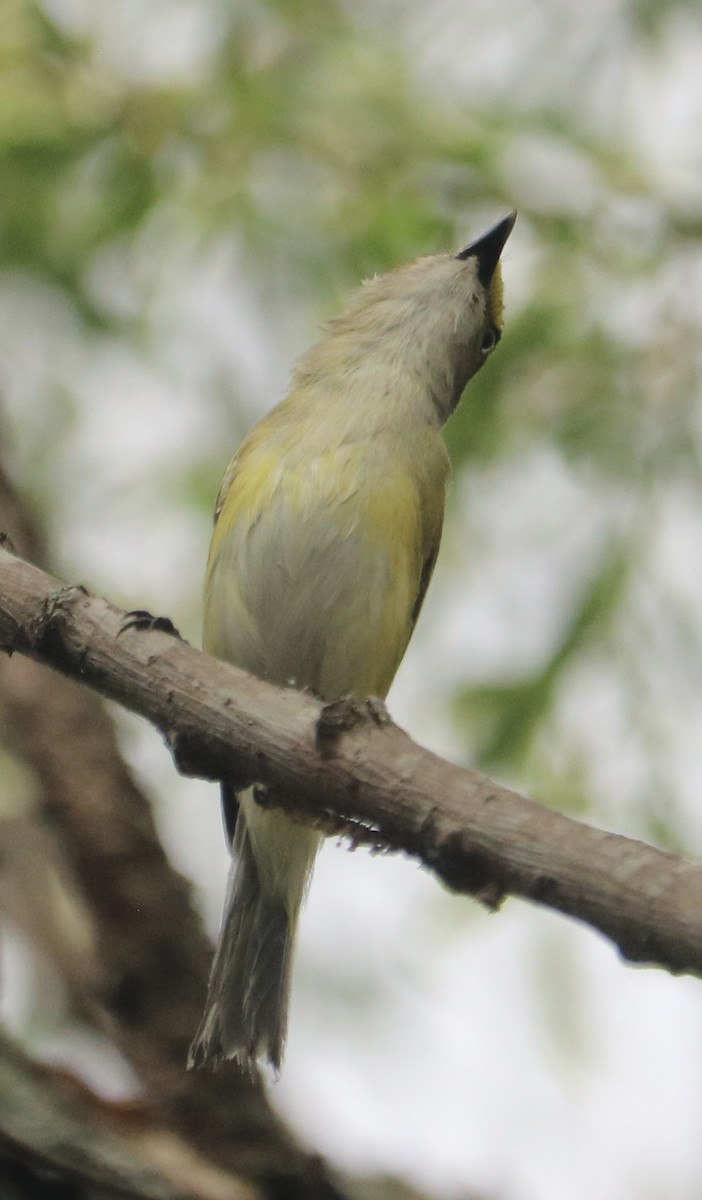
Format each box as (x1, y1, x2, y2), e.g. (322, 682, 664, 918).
(205, 403, 448, 700)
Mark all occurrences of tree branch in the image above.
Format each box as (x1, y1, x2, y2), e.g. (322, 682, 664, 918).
(1, 546, 701, 985)
(0, 473, 345, 1198)
(0, 1031, 192, 1200)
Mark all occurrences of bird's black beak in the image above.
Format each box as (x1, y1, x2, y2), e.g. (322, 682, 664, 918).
(455, 211, 517, 286)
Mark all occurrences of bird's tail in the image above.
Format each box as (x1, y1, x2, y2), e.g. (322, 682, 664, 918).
(188, 801, 319, 1073)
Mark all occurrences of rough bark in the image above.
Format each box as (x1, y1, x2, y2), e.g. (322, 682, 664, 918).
(1, 545, 701, 984)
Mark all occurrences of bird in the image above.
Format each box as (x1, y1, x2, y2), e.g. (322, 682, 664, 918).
(188, 211, 516, 1073)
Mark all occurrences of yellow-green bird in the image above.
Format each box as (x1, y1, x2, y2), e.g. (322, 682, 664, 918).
(189, 212, 516, 1073)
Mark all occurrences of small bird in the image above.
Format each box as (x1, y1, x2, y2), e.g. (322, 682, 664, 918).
(189, 211, 516, 1073)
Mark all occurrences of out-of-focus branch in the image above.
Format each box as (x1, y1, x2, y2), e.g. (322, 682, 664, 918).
(1, 546, 702, 986)
(0, 472, 346, 1200)
(0, 1031, 188, 1200)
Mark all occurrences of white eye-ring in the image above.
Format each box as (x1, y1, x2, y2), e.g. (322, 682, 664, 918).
(481, 328, 500, 356)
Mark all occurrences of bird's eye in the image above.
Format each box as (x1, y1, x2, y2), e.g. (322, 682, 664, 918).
(481, 328, 500, 356)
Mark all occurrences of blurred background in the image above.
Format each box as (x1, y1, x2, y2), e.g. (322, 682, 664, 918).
(1, 0, 702, 1197)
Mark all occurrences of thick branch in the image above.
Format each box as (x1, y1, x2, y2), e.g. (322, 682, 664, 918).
(1, 547, 701, 984)
(0, 1032, 191, 1200)
(0, 478, 343, 1197)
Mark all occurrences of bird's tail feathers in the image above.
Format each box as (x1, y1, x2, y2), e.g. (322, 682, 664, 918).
(188, 818, 299, 1074)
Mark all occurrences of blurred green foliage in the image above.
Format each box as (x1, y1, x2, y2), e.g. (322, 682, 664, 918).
(1, 0, 701, 841)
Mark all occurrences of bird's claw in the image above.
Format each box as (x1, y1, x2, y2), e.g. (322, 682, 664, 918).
(118, 609, 182, 638)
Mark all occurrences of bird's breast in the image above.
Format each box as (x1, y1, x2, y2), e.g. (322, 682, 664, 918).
(205, 423, 447, 700)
